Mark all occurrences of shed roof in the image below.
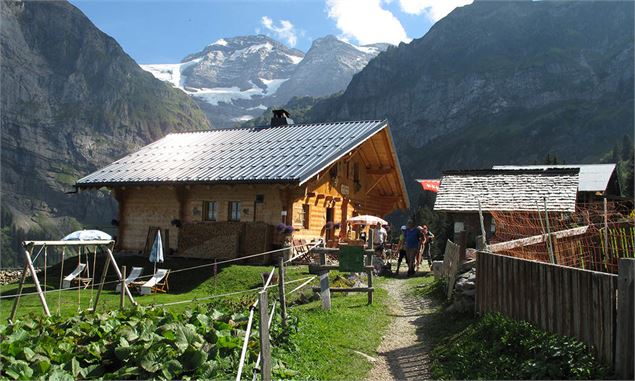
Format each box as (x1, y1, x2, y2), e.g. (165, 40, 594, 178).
(434, 169, 580, 213)
(492, 164, 616, 192)
(77, 120, 395, 187)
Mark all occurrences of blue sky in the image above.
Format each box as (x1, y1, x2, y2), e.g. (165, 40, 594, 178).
(70, 0, 473, 64)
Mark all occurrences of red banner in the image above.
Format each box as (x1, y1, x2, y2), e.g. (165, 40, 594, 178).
(418, 179, 440, 193)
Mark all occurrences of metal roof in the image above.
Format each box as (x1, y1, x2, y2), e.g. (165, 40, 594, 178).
(77, 120, 389, 187)
(434, 169, 579, 213)
(492, 164, 616, 192)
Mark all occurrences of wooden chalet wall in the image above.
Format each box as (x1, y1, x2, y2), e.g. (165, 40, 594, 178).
(290, 128, 408, 241)
(113, 184, 286, 251)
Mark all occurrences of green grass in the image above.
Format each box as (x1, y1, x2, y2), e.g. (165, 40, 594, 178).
(431, 313, 611, 380)
(277, 286, 390, 380)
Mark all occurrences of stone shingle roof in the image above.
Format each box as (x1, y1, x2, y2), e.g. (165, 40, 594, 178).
(434, 169, 579, 213)
(492, 164, 616, 192)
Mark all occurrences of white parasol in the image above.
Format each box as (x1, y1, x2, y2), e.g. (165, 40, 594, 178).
(347, 215, 388, 226)
(62, 229, 112, 241)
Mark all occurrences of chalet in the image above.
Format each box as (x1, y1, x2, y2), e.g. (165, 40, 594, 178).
(433, 168, 580, 249)
(76, 117, 409, 260)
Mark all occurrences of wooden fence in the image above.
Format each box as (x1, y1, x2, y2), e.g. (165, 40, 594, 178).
(476, 251, 634, 378)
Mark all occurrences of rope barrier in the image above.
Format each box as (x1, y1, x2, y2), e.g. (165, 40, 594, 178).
(0, 275, 313, 301)
(286, 276, 317, 295)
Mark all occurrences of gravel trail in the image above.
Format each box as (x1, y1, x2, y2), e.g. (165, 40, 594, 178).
(366, 274, 435, 381)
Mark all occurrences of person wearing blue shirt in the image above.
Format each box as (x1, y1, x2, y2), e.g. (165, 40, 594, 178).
(403, 220, 422, 276)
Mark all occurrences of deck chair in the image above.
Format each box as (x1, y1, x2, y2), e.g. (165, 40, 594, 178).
(115, 267, 144, 292)
(62, 263, 87, 289)
(139, 269, 170, 295)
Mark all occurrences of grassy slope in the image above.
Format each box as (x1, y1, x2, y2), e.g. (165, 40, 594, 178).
(1, 255, 396, 380)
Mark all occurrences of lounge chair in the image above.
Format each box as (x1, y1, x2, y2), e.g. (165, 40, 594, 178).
(62, 263, 87, 289)
(138, 269, 170, 295)
(115, 267, 144, 292)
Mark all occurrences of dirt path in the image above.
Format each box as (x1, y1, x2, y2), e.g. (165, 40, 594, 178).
(366, 275, 435, 381)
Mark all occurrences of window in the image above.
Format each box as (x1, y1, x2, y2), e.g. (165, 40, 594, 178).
(353, 162, 360, 183)
(229, 201, 241, 221)
(294, 204, 310, 229)
(203, 201, 217, 221)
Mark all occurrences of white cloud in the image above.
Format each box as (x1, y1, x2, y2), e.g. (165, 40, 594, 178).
(399, 0, 473, 21)
(326, 0, 410, 46)
(261, 16, 298, 47)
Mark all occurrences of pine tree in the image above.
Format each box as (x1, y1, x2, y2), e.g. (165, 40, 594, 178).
(621, 134, 633, 162)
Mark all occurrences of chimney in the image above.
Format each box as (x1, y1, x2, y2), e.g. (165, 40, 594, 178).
(271, 109, 293, 127)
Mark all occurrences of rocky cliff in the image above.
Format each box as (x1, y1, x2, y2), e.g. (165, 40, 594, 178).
(290, 0, 634, 197)
(0, 0, 210, 264)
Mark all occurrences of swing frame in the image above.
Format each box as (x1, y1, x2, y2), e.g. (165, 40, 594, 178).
(8, 240, 137, 324)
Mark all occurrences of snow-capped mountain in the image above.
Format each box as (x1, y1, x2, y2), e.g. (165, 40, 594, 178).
(141, 34, 389, 128)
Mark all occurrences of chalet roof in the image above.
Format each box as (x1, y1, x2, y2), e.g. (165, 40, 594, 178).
(434, 169, 580, 213)
(77, 120, 397, 187)
(492, 164, 616, 192)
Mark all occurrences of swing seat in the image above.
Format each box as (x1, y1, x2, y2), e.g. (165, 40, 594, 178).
(62, 263, 87, 289)
(115, 267, 144, 292)
(138, 269, 170, 295)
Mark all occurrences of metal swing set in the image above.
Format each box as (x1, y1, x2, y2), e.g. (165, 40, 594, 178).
(8, 239, 137, 324)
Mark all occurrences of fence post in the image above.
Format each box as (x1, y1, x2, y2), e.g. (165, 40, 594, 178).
(120, 266, 126, 309)
(616, 258, 634, 379)
(478, 199, 488, 248)
(543, 197, 556, 264)
(319, 251, 331, 310)
(258, 291, 272, 381)
(278, 257, 287, 327)
(603, 198, 609, 258)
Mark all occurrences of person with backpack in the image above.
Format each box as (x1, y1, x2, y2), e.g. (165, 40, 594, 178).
(394, 225, 408, 275)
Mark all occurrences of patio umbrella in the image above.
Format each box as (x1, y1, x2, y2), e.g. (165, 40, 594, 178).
(62, 229, 112, 241)
(347, 215, 388, 226)
(149, 230, 164, 274)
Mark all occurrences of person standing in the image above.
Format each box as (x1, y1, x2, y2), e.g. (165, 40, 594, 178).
(394, 225, 408, 275)
(422, 225, 435, 267)
(403, 220, 422, 276)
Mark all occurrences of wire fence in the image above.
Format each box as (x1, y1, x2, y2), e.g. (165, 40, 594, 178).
(489, 200, 634, 274)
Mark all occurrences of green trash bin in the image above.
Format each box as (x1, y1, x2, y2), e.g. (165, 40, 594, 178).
(339, 245, 365, 272)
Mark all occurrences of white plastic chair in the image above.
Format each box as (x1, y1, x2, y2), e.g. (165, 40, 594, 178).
(139, 269, 169, 295)
(115, 267, 144, 292)
(62, 263, 87, 289)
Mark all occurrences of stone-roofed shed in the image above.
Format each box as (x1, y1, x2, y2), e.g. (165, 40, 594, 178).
(433, 168, 580, 252)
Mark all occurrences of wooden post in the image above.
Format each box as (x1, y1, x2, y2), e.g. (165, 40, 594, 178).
(367, 267, 373, 305)
(8, 262, 30, 323)
(23, 243, 51, 317)
(258, 292, 272, 381)
(213, 259, 218, 289)
(278, 257, 287, 327)
(92, 251, 112, 312)
(319, 251, 331, 310)
(366, 249, 373, 304)
(43, 246, 47, 292)
(106, 248, 136, 305)
(543, 198, 556, 264)
(603, 198, 609, 258)
(616, 258, 634, 379)
(478, 199, 488, 249)
(120, 266, 126, 309)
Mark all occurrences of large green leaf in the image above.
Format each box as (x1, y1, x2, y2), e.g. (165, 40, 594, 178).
(181, 348, 208, 371)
